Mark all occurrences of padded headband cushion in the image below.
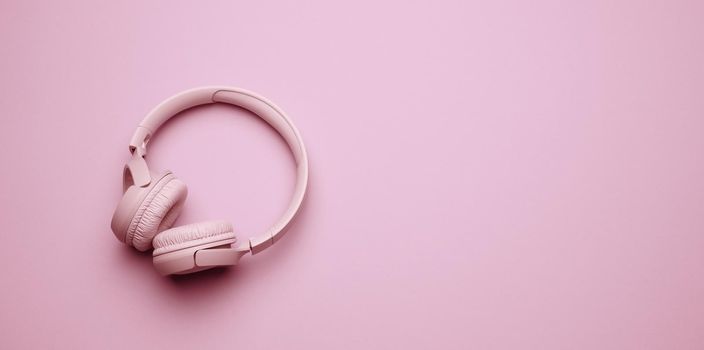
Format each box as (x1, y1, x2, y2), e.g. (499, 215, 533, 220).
(127, 172, 188, 251)
(152, 220, 236, 256)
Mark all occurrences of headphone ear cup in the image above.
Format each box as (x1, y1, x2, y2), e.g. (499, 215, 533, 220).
(153, 221, 235, 256)
(121, 172, 188, 251)
(152, 221, 237, 275)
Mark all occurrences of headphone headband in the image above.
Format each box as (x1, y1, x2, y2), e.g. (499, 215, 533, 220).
(125, 86, 309, 254)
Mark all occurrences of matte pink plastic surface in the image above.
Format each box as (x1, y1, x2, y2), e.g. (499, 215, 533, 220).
(153, 237, 237, 275)
(2, 1, 704, 349)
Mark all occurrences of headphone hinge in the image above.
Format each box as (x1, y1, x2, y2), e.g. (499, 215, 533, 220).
(129, 126, 151, 157)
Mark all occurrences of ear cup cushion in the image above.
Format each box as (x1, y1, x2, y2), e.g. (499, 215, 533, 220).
(152, 220, 235, 256)
(127, 173, 188, 251)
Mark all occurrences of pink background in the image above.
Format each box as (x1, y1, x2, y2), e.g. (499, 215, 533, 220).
(1, 1, 703, 349)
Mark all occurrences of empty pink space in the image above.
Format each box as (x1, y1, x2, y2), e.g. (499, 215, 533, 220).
(1, 1, 703, 349)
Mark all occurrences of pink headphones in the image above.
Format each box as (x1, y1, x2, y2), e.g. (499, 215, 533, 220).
(111, 86, 309, 276)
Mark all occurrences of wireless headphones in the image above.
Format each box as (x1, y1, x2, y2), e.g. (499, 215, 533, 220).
(111, 86, 309, 276)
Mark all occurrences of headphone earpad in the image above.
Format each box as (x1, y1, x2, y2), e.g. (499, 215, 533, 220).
(127, 172, 188, 251)
(153, 220, 235, 256)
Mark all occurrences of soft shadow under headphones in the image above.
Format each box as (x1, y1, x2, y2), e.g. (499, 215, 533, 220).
(111, 86, 309, 276)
